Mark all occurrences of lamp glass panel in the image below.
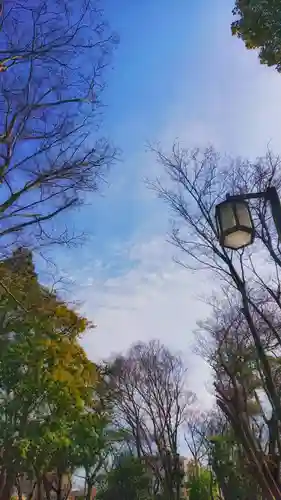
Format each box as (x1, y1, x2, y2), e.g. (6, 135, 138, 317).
(235, 201, 252, 228)
(224, 230, 252, 249)
(220, 203, 235, 231)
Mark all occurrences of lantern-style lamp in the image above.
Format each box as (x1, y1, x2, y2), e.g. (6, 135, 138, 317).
(215, 198, 255, 250)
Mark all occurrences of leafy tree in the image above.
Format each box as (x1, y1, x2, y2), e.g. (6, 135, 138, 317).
(185, 462, 214, 500)
(0, 249, 97, 499)
(209, 431, 262, 500)
(0, 247, 89, 342)
(70, 401, 121, 500)
(231, 0, 281, 71)
(98, 453, 151, 500)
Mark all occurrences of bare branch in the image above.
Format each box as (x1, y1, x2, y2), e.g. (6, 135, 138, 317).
(0, 0, 119, 252)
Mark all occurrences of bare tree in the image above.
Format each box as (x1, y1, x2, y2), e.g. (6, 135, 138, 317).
(108, 340, 194, 499)
(198, 296, 281, 489)
(0, 0, 118, 254)
(184, 411, 210, 472)
(150, 145, 281, 498)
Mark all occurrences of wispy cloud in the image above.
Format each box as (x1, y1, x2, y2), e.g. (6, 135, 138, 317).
(78, 236, 213, 406)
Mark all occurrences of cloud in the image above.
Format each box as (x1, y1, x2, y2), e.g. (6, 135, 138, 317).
(78, 236, 214, 407)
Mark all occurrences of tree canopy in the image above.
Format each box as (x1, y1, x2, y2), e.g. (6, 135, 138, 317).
(0, 248, 103, 500)
(97, 453, 151, 500)
(231, 0, 281, 71)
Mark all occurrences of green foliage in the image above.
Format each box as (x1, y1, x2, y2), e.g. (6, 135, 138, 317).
(70, 412, 121, 500)
(187, 473, 210, 500)
(231, 0, 281, 71)
(0, 250, 102, 496)
(185, 462, 215, 500)
(98, 453, 151, 500)
(209, 432, 261, 499)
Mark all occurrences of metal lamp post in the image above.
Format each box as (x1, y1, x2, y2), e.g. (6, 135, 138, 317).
(215, 186, 281, 250)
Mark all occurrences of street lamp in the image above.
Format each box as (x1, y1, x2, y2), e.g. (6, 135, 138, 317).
(215, 186, 281, 250)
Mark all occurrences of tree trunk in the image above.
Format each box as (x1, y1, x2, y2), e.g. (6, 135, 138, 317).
(42, 475, 52, 500)
(16, 476, 23, 500)
(27, 481, 37, 500)
(86, 482, 93, 500)
(0, 468, 6, 498)
(57, 473, 62, 500)
(1, 472, 15, 500)
(36, 478, 42, 500)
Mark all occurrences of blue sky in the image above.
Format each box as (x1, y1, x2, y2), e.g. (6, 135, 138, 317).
(60, 0, 215, 259)
(50, 0, 281, 405)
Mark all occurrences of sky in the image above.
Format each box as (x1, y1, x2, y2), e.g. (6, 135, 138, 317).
(51, 0, 281, 407)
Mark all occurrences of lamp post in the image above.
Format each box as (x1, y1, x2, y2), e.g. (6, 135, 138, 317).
(215, 186, 281, 250)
